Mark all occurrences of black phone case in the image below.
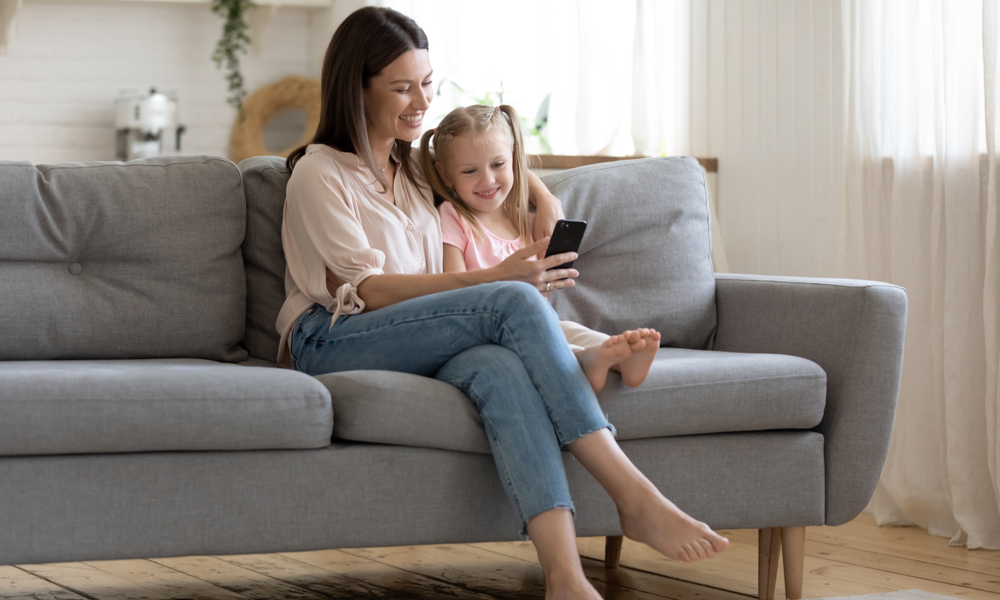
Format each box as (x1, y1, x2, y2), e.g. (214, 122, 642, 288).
(544, 220, 587, 270)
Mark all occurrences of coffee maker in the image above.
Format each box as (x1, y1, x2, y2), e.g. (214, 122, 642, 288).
(115, 88, 186, 161)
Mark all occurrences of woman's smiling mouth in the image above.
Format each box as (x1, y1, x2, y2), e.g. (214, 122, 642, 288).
(400, 114, 423, 127)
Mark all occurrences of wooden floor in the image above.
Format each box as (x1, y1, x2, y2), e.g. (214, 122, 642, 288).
(3, 513, 999, 600)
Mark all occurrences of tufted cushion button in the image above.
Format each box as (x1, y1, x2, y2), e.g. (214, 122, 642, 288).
(68, 263, 83, 276)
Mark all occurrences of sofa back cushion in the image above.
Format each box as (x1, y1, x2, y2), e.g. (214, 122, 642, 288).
(240, 156, 291, 363)
(239, 155, 717, 361)
(543, 157, 717, 349)
(0, 157, 247, 362)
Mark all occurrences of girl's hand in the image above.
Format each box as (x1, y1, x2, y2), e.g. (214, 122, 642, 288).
(527, 174, 565, 255)
(495, 237, 578, 297)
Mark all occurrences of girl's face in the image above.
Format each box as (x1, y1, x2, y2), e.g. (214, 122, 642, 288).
(363, 49, 434, 146)
(437, 129, 515, 216)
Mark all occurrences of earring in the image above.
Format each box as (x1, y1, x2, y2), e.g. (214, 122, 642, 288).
(450, 187, 459, 199)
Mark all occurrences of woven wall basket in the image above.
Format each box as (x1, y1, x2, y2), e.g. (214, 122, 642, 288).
(229, 75, 321, 164)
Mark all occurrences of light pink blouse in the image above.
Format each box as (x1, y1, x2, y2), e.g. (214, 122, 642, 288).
(276, 144, 443, 369)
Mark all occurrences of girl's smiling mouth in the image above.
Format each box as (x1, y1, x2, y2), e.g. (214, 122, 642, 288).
(475, 187, 501, 200)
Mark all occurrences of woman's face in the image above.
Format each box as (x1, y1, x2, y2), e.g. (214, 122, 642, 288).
(363, 49, 433, 146)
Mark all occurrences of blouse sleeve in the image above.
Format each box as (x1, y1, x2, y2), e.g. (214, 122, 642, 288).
(281, 152, 385, 316)
(438, 201, 470, 252)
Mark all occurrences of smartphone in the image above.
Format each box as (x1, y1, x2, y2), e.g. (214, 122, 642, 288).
(544, 219, 587, 270)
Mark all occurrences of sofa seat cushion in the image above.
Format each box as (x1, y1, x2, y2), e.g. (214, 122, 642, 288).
(0, 359, 332, 456)
(315, 348, 826, 454)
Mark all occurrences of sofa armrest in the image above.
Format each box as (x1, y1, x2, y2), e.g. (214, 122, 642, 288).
(713, 273, 907, 525)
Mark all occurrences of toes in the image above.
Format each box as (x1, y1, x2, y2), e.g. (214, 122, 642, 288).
(686, 542, 708, 561)
(695, 541, 711, 560)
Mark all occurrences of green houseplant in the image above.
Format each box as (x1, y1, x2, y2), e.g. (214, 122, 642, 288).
(211, 0, 254, 111)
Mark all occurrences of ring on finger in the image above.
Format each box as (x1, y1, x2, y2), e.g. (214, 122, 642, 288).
(545, 282, 552, 292)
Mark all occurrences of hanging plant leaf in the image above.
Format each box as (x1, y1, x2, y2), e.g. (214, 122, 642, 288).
(211, 0, 254, 111)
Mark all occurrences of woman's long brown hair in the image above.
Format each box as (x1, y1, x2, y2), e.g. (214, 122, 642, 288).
(286, 7, 428, 192)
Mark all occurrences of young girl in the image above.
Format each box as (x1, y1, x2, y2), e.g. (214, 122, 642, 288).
(420, 104, 661, 393)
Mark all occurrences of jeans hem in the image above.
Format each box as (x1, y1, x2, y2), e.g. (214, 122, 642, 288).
(558, 423, 617, 450)
(521, 502, 576, 540)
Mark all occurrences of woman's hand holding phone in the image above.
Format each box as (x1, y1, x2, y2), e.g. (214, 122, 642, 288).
(494, 237, 578, 298)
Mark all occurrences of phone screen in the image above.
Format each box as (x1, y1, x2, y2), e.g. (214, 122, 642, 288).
(544, 220, 587, 271)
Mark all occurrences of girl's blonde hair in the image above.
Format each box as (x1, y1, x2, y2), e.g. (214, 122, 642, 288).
(420, 104, 532, 244)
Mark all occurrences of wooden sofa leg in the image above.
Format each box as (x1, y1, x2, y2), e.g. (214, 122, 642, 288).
(781, 526, 805, 600)
(758, 527, 782, 600)
(605, 535, 624, 568)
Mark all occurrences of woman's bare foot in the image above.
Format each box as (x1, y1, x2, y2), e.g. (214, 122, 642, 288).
(527, 508, 604, 600)
(617, 490, 729, 563)
(576, 331, 642, 393)
(618, 328, 660, 387)
(545, 575, 603, 600)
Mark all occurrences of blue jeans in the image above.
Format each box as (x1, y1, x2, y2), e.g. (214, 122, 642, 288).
(290, 281, 613, 536)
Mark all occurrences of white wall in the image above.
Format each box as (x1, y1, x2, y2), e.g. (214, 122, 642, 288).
(690, 0, 845, 277)
(0, 0, 313, 164)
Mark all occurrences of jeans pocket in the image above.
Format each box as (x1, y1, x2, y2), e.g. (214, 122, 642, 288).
(295, 304, 325, 335)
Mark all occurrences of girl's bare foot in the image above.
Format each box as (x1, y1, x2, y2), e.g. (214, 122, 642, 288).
(617, 490, 729, 563)
(618, 328, 660, 387)
(576, 331, 642, 393)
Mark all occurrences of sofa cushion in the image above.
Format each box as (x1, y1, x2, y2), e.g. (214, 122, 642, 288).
(0, 157, 247, 362)
(315, 349, 826, 454)
(238, 155, 720, 362)
(314, 370, 492, 453)
(543, 157, 718, 350)
(0, 359, 333, 456)
(239, 156, 291, 363)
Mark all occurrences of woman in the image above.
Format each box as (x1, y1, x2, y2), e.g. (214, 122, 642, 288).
(278, 7, 728, 599)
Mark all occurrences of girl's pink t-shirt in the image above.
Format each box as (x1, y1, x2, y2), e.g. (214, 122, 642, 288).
(438, 201, 534, 269)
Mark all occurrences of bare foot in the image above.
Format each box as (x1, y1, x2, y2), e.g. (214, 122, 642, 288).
(545, 576, 603, 600)
(618, 328, 660, 388)
(618, 491, 729, 563)
(576, 331, 642, 393)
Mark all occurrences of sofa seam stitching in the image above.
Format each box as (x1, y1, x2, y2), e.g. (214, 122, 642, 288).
(630, 373, 827, 393)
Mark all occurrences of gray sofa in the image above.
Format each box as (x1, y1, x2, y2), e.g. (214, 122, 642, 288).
(0, 154, 906, 598)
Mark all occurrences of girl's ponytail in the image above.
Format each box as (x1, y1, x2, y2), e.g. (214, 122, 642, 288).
(419, 129, 451, 207)
(496, 105, 533, 245)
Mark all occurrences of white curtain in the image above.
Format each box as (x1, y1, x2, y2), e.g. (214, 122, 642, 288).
(546, 0, 692, 156)
(843, 0, 1000, 549)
